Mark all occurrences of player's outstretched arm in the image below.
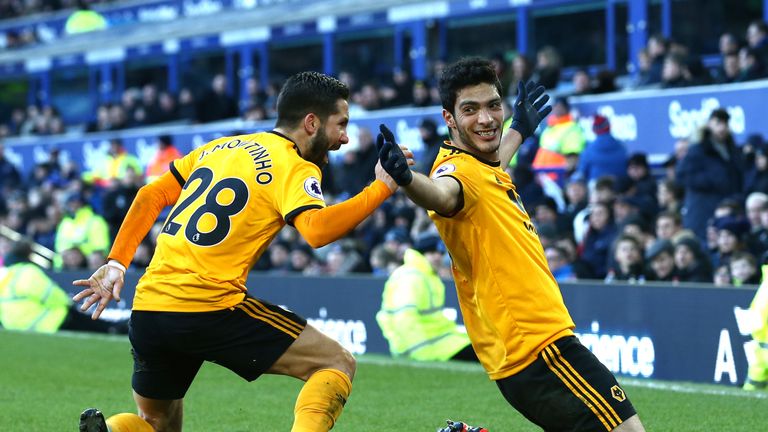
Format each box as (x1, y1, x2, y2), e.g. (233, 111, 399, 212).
(499, 80, 552, 168)
(71, 171, 181, 318)
(377, 124, 461, 215)
(72, 260, 125, 320)
(293, 124, 414, 248)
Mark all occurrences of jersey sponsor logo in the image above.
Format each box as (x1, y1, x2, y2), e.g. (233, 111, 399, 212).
(432, 163, 456, 178)
(304, 177, 324, 200)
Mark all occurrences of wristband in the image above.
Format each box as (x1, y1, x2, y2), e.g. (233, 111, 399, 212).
(107, 260, 127, 273)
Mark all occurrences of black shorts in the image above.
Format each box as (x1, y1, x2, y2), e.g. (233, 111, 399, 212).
(128, 295, 307, 400)
(496, 336, 637, 432)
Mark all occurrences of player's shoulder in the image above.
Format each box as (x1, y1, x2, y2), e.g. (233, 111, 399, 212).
(431, 143, 480, 177)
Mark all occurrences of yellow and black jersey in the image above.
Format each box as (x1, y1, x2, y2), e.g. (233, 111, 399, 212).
(134, 131, 325, 312)
(428, 143, 575, 380)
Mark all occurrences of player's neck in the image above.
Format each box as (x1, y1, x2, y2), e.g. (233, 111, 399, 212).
(273, 127, 309, 154)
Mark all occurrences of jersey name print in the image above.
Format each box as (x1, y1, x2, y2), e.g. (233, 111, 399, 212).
(133, 132, 325, 313)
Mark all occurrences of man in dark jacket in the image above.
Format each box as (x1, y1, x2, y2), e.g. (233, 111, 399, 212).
(676, 108, 743, 241)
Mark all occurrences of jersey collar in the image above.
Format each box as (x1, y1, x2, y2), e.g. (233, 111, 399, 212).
(440, 142, 501, 167)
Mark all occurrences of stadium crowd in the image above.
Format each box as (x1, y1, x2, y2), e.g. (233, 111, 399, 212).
(2, 12, 768, 287)
(2, 97, 768, 288)
(3, 19, 768, 138)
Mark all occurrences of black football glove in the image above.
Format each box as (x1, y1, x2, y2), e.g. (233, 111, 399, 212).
(510, 80, 552, 141)
(376, 123, 413, 186)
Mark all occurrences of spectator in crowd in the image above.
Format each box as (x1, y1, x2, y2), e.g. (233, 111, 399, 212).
(746, 20, 768, 67)
(53, 191, 110, 269)
(737, 46, 765, 81)
(715, 51, 741, 83)
(661, 52, 694, 88)
(655, 211, 684, 241)
(197, 74, 238, 123)
(743, 264, 768, 391)
(532, 45, 562, 89)
(177, 87, 198, 121)
(729, 251, 761, 286)
(416, 118, 442, 174)
(593, 69, 619, 94)
(83, 138, 142, 189)
(145, 135, 182, 183)
(656, 179, 683, 213)
(376, 232, 476, 362)
(713, 263, 732, 286)
(605, 235, 645, 282)
(677, 108, 744, 241)
(533, 97, 585, 173)
(0, 239, 126, 333)
(554, 234, 594, 279)
(156, 91, 178, 123)
(0, 141, 21, 191)
(545, 245, 577, 282)
(334, 127, 377, 197)
(744, 134, 768, 193)
(369, 244, 398, 277)
(580, 201, 618, 279)
(645, 34, 670, 85)
(507, 55, 534, 96)
(644, 239, 678, 282)
(411, 81, 432, 107)
(576, 114, 627, 183)
(570, 68, 592, 96)
(711, 216, 750, 269)
(265, 241, 291, 274)
(618, 153, 657, 220)
(719, 32, 741, 56)
(325, 239, 368, 275)
(746, 192, 768, 233)
(102, 167, 142, 241)
(673, 236, 712, 283)
(381, 67, 413, 107)
(563, 177, 588, 226)
(61, 246, 87, 270)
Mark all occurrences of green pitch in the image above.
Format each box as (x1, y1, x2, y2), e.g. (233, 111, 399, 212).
(0, 330, 766, 431)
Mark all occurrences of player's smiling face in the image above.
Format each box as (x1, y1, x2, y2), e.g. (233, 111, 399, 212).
(444, 83, 504, 158)
(305, 99, 350, 167)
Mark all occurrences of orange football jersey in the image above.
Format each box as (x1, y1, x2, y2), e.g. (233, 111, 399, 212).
(133, 131, 325, 312)
(429, 143, 575, 379)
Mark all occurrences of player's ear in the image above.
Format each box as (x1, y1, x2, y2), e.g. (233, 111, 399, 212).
(303, 113, 320, 135)
(442, 109, 456, 129)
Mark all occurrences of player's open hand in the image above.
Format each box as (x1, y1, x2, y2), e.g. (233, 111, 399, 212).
(510, 80, 552, 141)
(376, 124, 414, 186)
(72, 262, 125, 320)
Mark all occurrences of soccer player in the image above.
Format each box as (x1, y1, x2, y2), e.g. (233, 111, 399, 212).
(376, 58, 645, 431)
(72, 71, 402, 432)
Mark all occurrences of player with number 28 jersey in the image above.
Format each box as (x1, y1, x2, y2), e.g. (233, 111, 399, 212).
(135, 131, 325, 312)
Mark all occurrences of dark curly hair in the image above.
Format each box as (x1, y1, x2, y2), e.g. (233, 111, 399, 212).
(438, 57, 502, 113)
(275, 71, 350, 128)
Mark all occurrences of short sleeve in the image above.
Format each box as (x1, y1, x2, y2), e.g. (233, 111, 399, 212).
(279, 161, 326, 225)
(431, 157, 477, 216)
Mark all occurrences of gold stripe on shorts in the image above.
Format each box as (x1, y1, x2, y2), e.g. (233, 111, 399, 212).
(542, 345, 619, 431)
(235, 300, 301, 338)
(244, 298, 304, 334)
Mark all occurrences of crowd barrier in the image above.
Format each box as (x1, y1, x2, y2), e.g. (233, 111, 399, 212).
(53, 271, 759, 387)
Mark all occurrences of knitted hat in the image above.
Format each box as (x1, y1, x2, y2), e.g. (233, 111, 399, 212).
(592, 114, 610, 135)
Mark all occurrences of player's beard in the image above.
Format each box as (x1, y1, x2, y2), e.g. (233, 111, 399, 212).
(304, 130, 330, 168)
